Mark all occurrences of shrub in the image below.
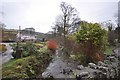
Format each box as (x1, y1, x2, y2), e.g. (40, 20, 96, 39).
(47, 39, 57, 51)
(3, 48, 53, 78)
(74, 22, 108, 62)
(12, 42, 39, 59)
(22, 42, 38, 55)
(3, 41, 53, 78)
(39, 46, 48, 53)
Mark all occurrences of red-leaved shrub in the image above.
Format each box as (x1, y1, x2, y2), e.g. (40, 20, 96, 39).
(47, 39, 57, 51)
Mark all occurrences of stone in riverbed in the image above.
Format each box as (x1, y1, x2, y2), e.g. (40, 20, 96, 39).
(109, 69, 116, 78)
(73, 70, 89, 78)
(62, 67, 72, 74)
(96, 71, 107, 78)
(97, 66, 108, 73)
(78, 72, 89, 78)
(97, 61, 107, 67)
(77, 65, 84, 70)
(93, 71, 101, 78)
(110, 53, 117, 58)
(103, 60, 112, 65)
(98, 61, 103, 66)
(88, 63, 97, 69)
(107, 56, 116, 62)
(42, 71, 52, 78)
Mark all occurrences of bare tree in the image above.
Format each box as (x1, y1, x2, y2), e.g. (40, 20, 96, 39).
(51, 2, 81, 56)
(53, 2, 80, 37)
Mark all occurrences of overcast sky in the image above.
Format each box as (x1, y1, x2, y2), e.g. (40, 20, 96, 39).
(0, 0, 119, 33)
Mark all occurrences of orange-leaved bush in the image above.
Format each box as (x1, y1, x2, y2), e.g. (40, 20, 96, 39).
(47, 39, 57, 51)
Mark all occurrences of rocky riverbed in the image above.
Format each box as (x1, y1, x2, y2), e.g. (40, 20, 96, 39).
(42, 47, 120, 79)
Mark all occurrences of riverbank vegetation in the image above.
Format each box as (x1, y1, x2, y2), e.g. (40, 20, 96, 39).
(61, 21, 108, 65)
(2, 42, 52, 78)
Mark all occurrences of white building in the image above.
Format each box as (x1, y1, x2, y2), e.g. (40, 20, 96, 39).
(16, 27, 37, 41)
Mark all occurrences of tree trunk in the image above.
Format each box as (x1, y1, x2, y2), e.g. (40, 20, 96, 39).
(63, 14, 67, 54)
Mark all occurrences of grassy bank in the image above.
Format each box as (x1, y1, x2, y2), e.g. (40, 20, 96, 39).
(2, 42, 52, 78)
(2, 56, 33, 78)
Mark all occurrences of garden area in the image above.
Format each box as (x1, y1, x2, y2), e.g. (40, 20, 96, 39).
(1, 1, 120, 79)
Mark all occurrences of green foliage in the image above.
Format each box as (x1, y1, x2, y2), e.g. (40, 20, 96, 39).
(12, 42, 39, 59)
(22, 42, 38, 55)
(2, 56, 32, 78)
(3, 42, 53, 78)
(2, 46, 52, 78)
(39, 46, 48, 53)
(75, 21, 108, 51)
(72, 21, 108, 63)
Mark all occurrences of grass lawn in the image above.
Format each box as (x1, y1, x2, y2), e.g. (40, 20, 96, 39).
(0, 44, 7, 53)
